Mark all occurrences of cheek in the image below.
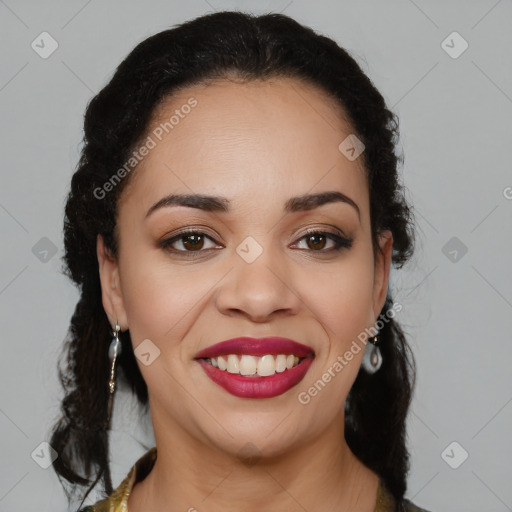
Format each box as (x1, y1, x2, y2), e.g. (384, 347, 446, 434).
(305, 257, 375, 343)
(296, 262, 374, 413)
(118, 250, 207, 344)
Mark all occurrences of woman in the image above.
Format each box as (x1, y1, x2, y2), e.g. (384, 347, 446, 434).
(49, 10, 430, 512)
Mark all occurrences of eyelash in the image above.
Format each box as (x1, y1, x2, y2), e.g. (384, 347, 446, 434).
(159, 228, 353, 257)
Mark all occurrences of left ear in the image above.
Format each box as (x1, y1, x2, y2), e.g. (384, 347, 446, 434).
(371, 230, 393, 320)
(97, 234, 129, 330)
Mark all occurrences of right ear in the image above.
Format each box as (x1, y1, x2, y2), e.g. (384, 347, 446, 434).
(96, 234, 128, 329)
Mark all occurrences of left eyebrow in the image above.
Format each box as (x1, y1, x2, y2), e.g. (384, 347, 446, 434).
(284, 191, 360, 220)
(145, 190, 360, 220)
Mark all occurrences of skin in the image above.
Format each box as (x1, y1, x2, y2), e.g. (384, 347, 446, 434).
(97, 76, 393, 512)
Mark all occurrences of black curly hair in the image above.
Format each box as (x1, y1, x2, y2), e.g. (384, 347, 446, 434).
(48, 10, 416, 511)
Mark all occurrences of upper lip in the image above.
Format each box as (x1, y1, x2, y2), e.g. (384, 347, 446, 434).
(195, 337, 315, 359)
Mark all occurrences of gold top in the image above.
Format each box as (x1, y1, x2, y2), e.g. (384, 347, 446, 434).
(80, 447, 429, 512)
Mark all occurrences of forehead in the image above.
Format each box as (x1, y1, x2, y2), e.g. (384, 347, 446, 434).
(119, 76, 368, 214)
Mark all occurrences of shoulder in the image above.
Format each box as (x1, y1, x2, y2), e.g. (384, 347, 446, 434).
(77, 500, 111, 512)
(403, 497, 433, 512)
(77, 496, 117, 512)
(76, 447, 157, 512)
(377, 478, 433, 512)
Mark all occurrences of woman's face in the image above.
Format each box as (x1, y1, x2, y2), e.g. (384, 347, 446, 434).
(98, 76, 392, 458)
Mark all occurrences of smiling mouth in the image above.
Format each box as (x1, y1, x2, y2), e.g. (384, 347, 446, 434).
(194, 336, 315, 398)
(200, 353, 314, 377)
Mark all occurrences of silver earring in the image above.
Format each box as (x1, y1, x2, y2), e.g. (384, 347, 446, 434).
(361, 334, 382, 374)
(106, 321, 122, 429)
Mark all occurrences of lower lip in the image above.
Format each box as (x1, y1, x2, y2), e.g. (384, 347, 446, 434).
(197, 357, 314, 399)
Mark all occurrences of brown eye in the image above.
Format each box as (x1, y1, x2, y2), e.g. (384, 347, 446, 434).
(305, 233, 327, 250)
(159, 230, 220, 254)
(181, 233, 205, 251)
(294, 230, 353, 252)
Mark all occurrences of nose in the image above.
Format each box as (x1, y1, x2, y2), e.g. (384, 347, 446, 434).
(214, 241, 302, 322)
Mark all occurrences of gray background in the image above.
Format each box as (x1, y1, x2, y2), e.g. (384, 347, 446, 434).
(1, 0, 511, 511)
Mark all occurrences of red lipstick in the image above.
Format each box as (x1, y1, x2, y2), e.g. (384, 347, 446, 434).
(195, 336, 314, 359)
(195, 337, 315, 399)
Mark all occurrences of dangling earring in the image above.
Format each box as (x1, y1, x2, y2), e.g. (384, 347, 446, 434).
(361, 333, 382, 374)
(106, 320, 122, 430)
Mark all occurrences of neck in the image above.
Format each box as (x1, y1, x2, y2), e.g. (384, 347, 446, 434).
(128, 410, 379, 512)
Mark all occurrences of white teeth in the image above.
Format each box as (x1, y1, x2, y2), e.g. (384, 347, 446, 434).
(257, 354, 275, 377)
(275, 354, 287, 373)
(227, 354, 240, 374)
(239, 355, 257, 375)
(217, 356, 227, 371)
(207, 354, 303, 377)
